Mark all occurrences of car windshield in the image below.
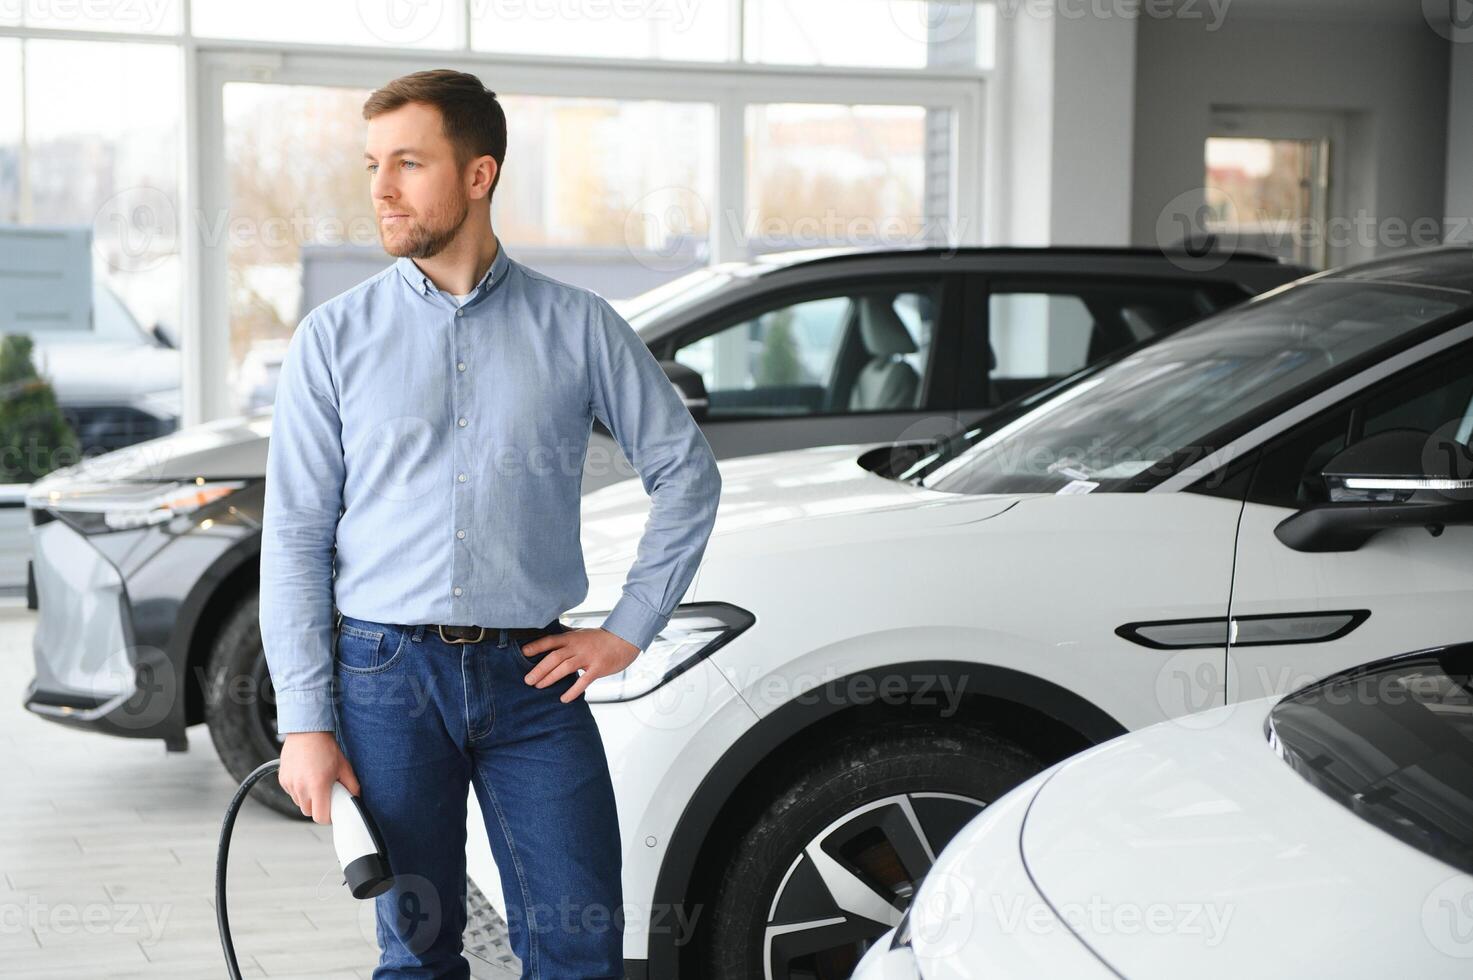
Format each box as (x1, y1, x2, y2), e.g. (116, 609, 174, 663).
(905, 281, 1466, 495)
(1266, 647, 1473, 875)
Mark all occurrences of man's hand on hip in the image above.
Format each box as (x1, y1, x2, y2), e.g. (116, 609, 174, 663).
(521, 627, 639, 703)
(279, 731, 360, 824)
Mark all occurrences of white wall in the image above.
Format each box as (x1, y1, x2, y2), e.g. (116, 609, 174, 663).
(993, 5, 1137, 246)
(1131, 13, 1449, 268)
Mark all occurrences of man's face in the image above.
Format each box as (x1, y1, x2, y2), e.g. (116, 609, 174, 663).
(365, 101, 479, 259)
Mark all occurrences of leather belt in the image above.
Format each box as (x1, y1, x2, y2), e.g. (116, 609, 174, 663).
(431, 618, 567, 646)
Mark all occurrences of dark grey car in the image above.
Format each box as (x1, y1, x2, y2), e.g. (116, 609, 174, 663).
(21, 243, 1309, 817)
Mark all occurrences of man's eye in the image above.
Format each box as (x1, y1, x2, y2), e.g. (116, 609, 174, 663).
(403, 161, 418, 169)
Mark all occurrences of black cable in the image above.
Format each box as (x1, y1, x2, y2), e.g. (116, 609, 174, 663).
(215, 758, 282, 980)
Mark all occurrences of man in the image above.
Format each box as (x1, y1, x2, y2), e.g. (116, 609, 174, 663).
(259, 68, 722, 979)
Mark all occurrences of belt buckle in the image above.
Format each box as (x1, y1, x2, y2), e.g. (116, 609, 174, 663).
(437, 624, 486, 645)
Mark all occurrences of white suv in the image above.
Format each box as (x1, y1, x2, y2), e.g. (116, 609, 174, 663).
(496, 246, 1473, 979)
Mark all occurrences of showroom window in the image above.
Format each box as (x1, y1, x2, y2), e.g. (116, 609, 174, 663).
(745, 102, 953, 257)
(1, 0, 988, 426)
(0, 35, 184, 476)
(223, 84, 717, 414)
(193, 0, 463, 48)
(746, 0, 995, 70)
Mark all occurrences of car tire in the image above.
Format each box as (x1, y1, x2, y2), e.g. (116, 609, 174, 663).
(203, 591, 301, 819)
(701, 721, 1043, 980)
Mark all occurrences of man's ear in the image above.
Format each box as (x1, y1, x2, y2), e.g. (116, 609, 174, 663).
(469, 155, 498, 201)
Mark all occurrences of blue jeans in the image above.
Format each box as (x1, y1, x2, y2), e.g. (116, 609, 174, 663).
(331, 615, 625, 979)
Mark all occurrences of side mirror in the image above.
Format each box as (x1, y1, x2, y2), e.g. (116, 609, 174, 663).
(1275, 428, 1473, 552)
(660, 360, 709, 422)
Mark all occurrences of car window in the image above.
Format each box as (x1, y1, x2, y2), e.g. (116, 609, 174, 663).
(671, 284, 939, 418)
(982, 278, 1247, 407)
(1247, 345, 1473, 508)
(1267, 647, 1473, 875)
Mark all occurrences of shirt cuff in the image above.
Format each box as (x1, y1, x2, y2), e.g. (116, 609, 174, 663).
(600, 594, 668, 654)
(274, 687, 337, 734)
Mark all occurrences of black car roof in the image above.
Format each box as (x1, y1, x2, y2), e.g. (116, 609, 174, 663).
(1314, 245, 1473, 294)
(752, 242, 1296, 272)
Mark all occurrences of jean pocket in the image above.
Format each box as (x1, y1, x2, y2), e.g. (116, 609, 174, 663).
(335, 624, 404, 674)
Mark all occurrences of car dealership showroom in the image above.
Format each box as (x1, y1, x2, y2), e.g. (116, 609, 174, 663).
(4, 1, 1473, 978)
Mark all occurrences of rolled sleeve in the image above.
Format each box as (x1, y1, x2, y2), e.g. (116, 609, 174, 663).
(259, 312, 346, 734)
(588, 295, 722, 653)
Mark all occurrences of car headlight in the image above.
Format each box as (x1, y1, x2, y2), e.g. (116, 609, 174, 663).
(565, 601, 754, 702)
(34, 479, 250, 534)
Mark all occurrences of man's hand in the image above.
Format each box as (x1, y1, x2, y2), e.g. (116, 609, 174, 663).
(521, 627, 639, 703)
(279, 731, 360, 824)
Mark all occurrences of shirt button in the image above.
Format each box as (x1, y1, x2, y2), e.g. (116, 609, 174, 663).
(457, 472, 467, 483)
(457, 417, 468, 427)
(453, 586, 463, 596)
(456, 529, 466, 539)
(456, 309, 464, 318)
(457, 362, 466, 371)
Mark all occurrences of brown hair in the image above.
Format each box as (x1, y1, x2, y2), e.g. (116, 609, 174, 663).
(362, 69, 508, 199)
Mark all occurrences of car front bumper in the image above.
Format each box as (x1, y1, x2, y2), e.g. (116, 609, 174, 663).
(22, 483, 264, 749)
(22, 517, 174, 739)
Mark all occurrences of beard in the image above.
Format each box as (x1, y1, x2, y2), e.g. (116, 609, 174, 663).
(380, 189, 471, 259)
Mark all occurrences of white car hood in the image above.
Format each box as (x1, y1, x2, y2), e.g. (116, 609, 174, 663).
(1020, 699, 1466, 979)
(579, 442, 1018, 571)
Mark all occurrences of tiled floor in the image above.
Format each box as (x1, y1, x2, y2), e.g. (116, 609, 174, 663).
(0, 600, 403, 978)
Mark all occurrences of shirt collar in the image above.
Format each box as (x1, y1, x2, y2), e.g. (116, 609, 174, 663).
(394, 237, 510, 301)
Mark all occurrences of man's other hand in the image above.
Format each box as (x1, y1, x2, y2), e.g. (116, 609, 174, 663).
(520, 627, 639, 703)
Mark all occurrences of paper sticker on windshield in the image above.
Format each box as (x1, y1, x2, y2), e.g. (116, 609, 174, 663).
(1057, 480, 1100, 495)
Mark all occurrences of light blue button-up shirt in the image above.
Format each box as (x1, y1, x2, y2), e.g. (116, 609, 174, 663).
(259, 237, 722, 734)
